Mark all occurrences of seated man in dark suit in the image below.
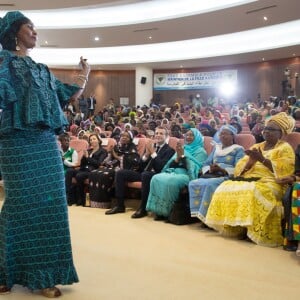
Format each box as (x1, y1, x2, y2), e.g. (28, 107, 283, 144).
(105, 126, 175, 217)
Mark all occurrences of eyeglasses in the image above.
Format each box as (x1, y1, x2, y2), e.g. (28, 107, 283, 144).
(263, 126, 281, 132)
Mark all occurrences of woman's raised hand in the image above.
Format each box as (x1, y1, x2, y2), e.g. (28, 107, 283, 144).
(79, 56, 91, 76)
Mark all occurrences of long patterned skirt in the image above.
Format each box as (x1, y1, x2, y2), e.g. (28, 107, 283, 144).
(206, 180, 284, 247)
(0, 130, 79, 290)
(188, 177, 226, 221)
(283, 182, 300, 250)
(146, 170, 189, 217)
(88, 168, 115, 209)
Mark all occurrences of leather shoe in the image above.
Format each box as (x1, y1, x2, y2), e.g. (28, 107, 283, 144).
(105, 206, 125, 215)
(131, 209, 147, 219)
(0, 285, 11, 294)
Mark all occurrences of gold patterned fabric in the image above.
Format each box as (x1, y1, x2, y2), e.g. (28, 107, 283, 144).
(206, 140, 295, 247)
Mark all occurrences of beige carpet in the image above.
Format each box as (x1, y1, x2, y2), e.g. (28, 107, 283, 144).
(0, 196, 299, 300)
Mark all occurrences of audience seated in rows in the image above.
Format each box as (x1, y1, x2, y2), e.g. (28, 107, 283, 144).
(105, 126, 175, 217)
(205, 113, 295, 247)
(89, 131, 139, 209)
(60, 94, 300, 254)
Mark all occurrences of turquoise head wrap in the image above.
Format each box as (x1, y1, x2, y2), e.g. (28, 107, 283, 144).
(184, 128, 204, 156)
(0, 11, 27, 40)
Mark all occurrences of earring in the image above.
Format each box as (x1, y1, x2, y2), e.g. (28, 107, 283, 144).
(15, 37, 20, 51)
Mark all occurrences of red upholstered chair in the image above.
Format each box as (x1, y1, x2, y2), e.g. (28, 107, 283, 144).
(234, 133, 256, 150)
(101, 137, 117, 153)
(282, 132, 300, 151)
(203, 136, 215, 155)
(133, 137, 150, 157)
(168, 136, 179, 151)
(69, 139, 90, 186)
(69, 139, 89, 164)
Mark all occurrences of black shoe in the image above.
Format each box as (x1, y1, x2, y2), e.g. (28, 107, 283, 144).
(131, 209, 147, 219)
(154, 215, 167, 221)
(105, 206, 125, 215)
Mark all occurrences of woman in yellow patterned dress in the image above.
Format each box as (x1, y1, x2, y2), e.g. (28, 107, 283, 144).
(205, 112, 295, 247)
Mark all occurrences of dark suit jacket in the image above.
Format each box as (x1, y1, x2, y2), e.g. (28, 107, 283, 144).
(80, 147, 108, 171)
(142, 143, 175, 173)
(87, 97, 96, 110)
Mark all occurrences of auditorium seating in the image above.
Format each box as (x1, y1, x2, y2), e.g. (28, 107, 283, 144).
(282, 132, 300, 151)
(234, 133, 256, 150)
(69, 139, 89, 164)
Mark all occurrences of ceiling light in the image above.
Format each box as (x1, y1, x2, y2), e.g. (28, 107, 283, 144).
(263, 16, 268, 21)
(30, 19, 300, 67)
(94, 37, 100, 41)
(1, 0, 258, 29)
(262, 58, 265, 61)
(148, 36, 152, 40)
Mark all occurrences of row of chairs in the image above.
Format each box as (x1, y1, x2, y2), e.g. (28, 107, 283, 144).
(69, 132, 300, 197)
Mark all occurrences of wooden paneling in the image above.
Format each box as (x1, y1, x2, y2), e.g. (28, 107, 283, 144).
(51, 69, 135, 112)
(51, 57, 300, 111)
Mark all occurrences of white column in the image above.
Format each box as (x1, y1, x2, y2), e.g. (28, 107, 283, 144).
(135, 66, 153, 107)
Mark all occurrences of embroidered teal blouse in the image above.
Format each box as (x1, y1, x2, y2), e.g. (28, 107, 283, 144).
(0, 50, 80, 135)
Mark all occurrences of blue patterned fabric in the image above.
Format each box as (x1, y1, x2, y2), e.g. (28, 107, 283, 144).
(0, 50, 79, 135)
(0, 130, 79, 289)
(0, 51, 80, 289)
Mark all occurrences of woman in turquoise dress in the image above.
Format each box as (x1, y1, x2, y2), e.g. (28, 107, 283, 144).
(146, 128, 207, 219)
(0, 11, 90, 297)
(188, 125, 245, 222)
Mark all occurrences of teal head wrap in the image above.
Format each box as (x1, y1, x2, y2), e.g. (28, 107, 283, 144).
(184, 128, 204, 156)
(0, 11, 27, 40)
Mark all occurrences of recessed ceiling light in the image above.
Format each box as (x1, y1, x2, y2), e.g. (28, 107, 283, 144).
(94, 36, 100, 41)
(45, 40, 48, 44)
(148, 36, 152, 40)
(293, 53, 296, 56)
(263, 16, 268, 21)
(262, 58, 265, 61)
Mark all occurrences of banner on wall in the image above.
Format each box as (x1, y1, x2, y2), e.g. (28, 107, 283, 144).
(153, 70, 237, 90)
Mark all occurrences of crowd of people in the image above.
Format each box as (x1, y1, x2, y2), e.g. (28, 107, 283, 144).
(0, 9, 300, 298)
(61, 91, 300, 254)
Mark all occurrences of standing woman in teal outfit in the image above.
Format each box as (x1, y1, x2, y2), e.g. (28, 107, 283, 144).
(146, 128, 207, 219)
(0, 11, 90, 297)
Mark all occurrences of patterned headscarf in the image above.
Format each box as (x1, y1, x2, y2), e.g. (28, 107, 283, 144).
(0, 11, 28, 40)
(219, 125, 238, 135)
(265, 112, 295, 135)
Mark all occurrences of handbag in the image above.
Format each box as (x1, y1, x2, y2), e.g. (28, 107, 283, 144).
(168, 192, 195, 225)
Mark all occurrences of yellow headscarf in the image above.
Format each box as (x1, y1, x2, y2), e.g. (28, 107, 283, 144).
(266, 112, 295, 135)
